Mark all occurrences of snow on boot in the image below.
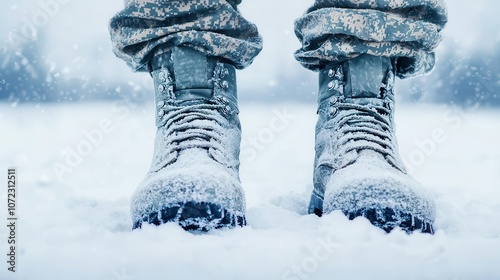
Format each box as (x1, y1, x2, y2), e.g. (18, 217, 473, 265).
(309, 55, 436, 234)
(131, 47, 246, 232)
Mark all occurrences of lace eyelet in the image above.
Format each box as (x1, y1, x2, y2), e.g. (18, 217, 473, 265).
(328, 80, 342, 91)
(327, 81, 335, 91)
(388, 102, 394, 110)
(215, 95, 229, 105)
(328, 107, 338, 117)
(223, 105, 232, 115)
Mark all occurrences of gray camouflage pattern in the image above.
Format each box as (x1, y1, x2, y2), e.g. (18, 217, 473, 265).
(295, 0, 448, 78)
(110, 0, 447, 78)
(109, 0, 263, 72)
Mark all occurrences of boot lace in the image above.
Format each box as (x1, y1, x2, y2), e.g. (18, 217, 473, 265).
(326, 97, 404, 171)
(155, 97, 236, 169)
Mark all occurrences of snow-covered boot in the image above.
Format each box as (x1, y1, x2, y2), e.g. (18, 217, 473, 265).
(132, 47, 246, 231)
(309, 54, 436, 234)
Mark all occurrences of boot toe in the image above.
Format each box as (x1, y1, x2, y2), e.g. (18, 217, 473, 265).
(323, 166, 436, 233)
(133, 201, 246, 232)
(131, 169, 246, 231)
(344, 207, 434, 234)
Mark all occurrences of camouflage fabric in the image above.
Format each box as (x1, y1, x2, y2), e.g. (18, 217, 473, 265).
(110, 0, 447, 79)
(295, 0, 448, 78)
(109, 0, 263, 72)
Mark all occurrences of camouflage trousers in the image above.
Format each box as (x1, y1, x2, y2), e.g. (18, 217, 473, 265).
(109, 0, 447, 79)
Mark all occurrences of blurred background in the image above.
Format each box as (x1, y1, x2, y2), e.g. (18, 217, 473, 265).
(0, 0, 498, 106)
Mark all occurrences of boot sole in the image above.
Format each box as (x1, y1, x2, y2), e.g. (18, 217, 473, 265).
(344, 208, 434, 234)
(312, 206, 434, 234)
(133, 202, 246, 232)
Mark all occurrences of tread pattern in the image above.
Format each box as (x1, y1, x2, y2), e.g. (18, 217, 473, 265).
(133, 202, 246, 232)
(312, 207, 434, 234)
(344, 208, 434, 234)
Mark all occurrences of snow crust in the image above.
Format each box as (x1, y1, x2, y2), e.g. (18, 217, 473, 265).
(0, 103, 499, 279)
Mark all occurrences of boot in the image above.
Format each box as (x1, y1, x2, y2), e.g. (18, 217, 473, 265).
(131, 46, 246, 232)
(309, 55, 436, 234)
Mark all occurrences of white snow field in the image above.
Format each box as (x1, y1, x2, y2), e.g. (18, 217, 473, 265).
(0, 102, 499, 279)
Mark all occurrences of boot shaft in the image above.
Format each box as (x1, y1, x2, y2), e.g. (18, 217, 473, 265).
(147, 47, 242, 175)
(318, 55, 396, 112)
(314, 54, 406, 184)
(150, 46, 240, 128)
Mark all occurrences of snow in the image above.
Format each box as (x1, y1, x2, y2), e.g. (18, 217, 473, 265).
(1, 102, 500, 279)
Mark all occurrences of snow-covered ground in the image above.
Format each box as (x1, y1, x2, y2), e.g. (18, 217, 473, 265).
(0, 102, 499, 279)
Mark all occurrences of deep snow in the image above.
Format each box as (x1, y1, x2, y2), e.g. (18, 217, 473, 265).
(0, 102, 499, 279)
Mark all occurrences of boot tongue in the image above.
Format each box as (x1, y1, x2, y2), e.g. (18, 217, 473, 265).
(344, 55, 390, 99)
(151, 47, 214, 102)
(171, 47, 213, 93)
(318, 54, 394, 105)
(151, 47, 211, 88)
(151, 46, 238, 107)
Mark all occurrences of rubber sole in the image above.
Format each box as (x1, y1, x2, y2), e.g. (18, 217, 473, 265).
(313, 206, 434, 234)
(133, 202, 246, 232)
